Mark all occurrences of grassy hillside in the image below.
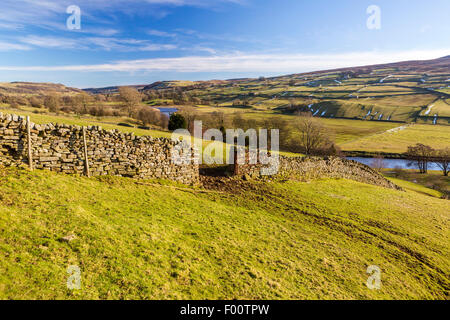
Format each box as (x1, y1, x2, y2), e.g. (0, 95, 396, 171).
(387, 177, 443, 198)
(340, 123, 450, 153)
(384, 170, 449, 198)
(0, 82, 82, 96)
(0, 167, 448, 299)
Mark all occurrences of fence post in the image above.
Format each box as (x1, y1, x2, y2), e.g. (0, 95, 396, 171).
(233, 144, 239, 176)
(82, 126, 91, 177)
(26, 116, 33, 171)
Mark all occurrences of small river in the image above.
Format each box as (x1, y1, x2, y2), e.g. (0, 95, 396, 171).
(347, 157, 441, 171)
(157, 107, 178, 118)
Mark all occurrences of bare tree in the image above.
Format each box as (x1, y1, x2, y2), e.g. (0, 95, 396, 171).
(406, 144, 434, 174)
(178, 106, 197, 133)
(44, 94, 60, 113)
(28, 96, 42, 108)
(95, 94, 106, 102)
(71, 92, 92, 115)
(433, 148, 450, 176)
(210, 111, 225, 128)
(293, 113, 330, 155)
(118, 87, 142, 117)
(370, 154, 385, 172)
(137, 107, 161, 127)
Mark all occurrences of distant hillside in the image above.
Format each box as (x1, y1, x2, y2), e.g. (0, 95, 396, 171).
(84, 80, 229, 94)
(0, 82, 82, 96)
(131, 55, 448, 124)
(82, 56, 450, 94)
(83, 84, 149, 95)
(4, 56, 449, 124)
(281, 55, 450, 79)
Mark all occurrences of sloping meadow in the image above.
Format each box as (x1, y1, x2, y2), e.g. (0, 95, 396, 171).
(0, 167, 448, 299)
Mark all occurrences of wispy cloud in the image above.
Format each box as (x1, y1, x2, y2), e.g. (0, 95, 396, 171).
(1, 50, 447, 72)
(0, 0, 245, 30)
(0, 0, 246, 53)
(19, 36, 82, 49)
(18, 35, 178, 52)
(0, 41, 31, 51)
(79, 28, 121, 37)
(147, 29, 177, 38)
(0, 22, 24, 30)
(140, 44, 178, 51)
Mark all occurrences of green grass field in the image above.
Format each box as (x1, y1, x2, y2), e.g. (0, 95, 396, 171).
(0, 167, 448, 299)
(384, 170, 449, 198)
(340, 124, 450, 153)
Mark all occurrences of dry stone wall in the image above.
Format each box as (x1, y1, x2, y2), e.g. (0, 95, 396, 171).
(0, 113, 199, 185)
(0, 112, 398, 189)
(237, 155, 400, 190)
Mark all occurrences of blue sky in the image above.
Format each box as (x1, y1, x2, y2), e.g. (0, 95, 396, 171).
(0, 0, 449, 88)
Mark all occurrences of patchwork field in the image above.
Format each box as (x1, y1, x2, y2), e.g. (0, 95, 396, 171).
(126, 56, 450, 124)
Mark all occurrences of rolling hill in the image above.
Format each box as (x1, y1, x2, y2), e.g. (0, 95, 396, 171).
(0, 82, 82, 96)
(165, 55, 449, 124)
(4, 56, 449, 124)
(82, 56, 450, 124)
(0, 167, 448, 299)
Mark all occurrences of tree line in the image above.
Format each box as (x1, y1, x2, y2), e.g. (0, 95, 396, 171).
(2, 87, 169, 130)
(406, 144, 449, 176)
(168, 108, 341, 156)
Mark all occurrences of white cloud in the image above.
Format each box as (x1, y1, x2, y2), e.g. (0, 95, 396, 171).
(0, 41, 31, 51)
(18, 35, 178, 52)
(0, 0, 246, 53)
(80, 28, 120, 37)
(0, 22, 24, 30)
(147, 30, 177, 38)
(187, 46, 218, 54)
(0, 50, 447, 72)
(19, 36, 83, 49)
(140, 44, 178, 51)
